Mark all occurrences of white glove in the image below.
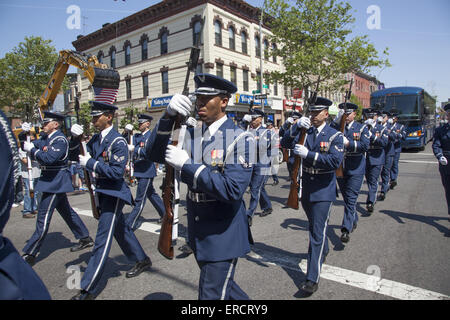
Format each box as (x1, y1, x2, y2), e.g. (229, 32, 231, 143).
(71, 124, 84, 137)
(377, 116, 383, 123)
(365, 119, 375, 127)
(167, 94, 192, 117)
(439, 156, 448, 166)
(23, 141, 34, 152)
(125, 124, 134, 132)
(79, 154, 91, 167)
(286, 117, 294, 124)
(388, 118, 393, 124)
(186, 117, 197, 128)
(165, 145, 190, 171)
(293, 144, 309, 158)
(243, 114, 252, 123)
(334, 109, 345, 123)
(296, 116, 311, 130)
(21, 122, 31, 132)
(128, 144, 135, 152)
(343, 136, 350, 147)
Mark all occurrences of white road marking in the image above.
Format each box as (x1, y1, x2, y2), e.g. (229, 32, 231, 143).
(75, 207, 449, 300)
(399, 160, 437, 164)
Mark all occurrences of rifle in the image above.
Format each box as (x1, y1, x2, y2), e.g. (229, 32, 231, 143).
(75, 97, 100, 219)
(158, 16, 204, 259)
(282, 96, 299, 162)
(26, 133, 34, 200)
(287, 78, 320, 209)
(335, 78, 353, 178)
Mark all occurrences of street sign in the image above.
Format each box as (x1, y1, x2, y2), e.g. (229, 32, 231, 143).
(254, 94, 267, 100)
(252, 90, 261, 94)
(263, 84, 269, 89)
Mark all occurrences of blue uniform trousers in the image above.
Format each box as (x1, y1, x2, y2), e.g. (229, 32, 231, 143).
(439, 165, 450, 216)
(126, 177, 165, 231)
(337, 174, 364, 232)
(365, 164, 382, 204)
(300, 199, 332, 283)
(81, 194, 148, 294)
(381, 154, 394, 194)
(23, 192, 90, 256)
(197, 258, 249, 300)
(390, 151, 401, 182)
(246, 168, 272, 217)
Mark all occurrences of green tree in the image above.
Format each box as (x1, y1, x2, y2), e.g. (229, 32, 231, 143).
(349, 94, 364, 121)
(0, 36, 68, 117)
(264, 0, 390, 98)
(119, 105, 143, 131)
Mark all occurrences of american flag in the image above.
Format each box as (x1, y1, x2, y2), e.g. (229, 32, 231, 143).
(93, 87, 119, 104)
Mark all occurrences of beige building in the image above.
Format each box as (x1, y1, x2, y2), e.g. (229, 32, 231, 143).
(72, 0, 286, 127)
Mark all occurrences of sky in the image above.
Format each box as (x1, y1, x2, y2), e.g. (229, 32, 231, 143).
(0, 0, 449, 106)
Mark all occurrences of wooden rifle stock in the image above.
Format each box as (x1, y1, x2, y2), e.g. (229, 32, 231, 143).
(282, 148, 289, 162)
(287, 128, 307, 209)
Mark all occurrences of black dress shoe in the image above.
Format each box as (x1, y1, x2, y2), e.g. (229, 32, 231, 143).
(390, 180, 397, 189)
(70, 237, 94, 252)
(272, 180, 279, 186)
(340, 231, 350, 243)
(22, 254, 35, 266)
(260, 208, 273, 217)
(71, 290, 95, 300)
(367, 203, 374, 214)
(352, 223, 357, 232)
(178, 244, 193, 255)
(301, 280, 318, 294)
(248, 216, 253, 227)
(378, 192, 385, 201)
(322, 251, 329, 264)
(125, 257, 152, 278)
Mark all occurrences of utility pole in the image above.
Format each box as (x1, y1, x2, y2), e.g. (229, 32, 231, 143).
(259, 0, 265, 122)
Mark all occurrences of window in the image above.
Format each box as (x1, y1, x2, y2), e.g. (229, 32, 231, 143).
(97, 51, 103, 64)
(264, 39, 269, 60)
(243, 70, 249, 92)
(125, 43, 131, 65)
(161, 71, 168, 94)
(228, 27, 235, 50)
(126, 78, 131, 100)
(214, 21, 222, 46)
(142, 75, 148, 97)
(272, 44, 277, 63)
(141, 38, 148, 60)
(230, 66, 237, 86)
(274, 81, 278, 96)
(216, 63, 223, 78)
(161, 32, 168, 55)
(110, 49, 116, 68)
(255, 36, 260, 57)
(193, 21, 202, 46)
(195, 64, 203, 76)
(241, 31, 248, 54)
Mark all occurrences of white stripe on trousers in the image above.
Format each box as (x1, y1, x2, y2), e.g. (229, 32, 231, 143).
(86, 198, 119, 292)
(316, 202, 333, 283)
(221, 258, 236, 300)
(131, 178, 151, 229)
(29, 194, 57, 255)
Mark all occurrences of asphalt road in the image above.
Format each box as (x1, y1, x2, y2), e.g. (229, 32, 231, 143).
(4, 142, 450, 301)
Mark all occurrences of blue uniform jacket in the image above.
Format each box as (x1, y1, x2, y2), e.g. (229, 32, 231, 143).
(249, 126, 273, 171)
(330, 121, 370, 175)
(30, 130, 73, 193)
(146, 117, 254, 262)
(432, 123, 450, 175)
(392, 122, 406, 152)
(83, 129, 133, 205)
(132, 130, 157, 178)
(366, 123, 389, 166)
(383, 123, 397, 157)
(281, 122, 344, 202)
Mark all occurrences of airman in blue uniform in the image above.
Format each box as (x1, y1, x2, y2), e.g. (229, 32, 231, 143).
(280, 111, 302, 180)
(330, 103, 370, 243)
(125, 114, 165, 230)
(281, 97, 344, 294)
(146, 73, 254, 300)
(70, 102, 152, 300)
(432, 103, 450, 218)
(21, 111, 93, 265)
(379, 111, 397, 201)
(245, 109, 273, 224)
(363, 108, 388, 214)
(389, 113, 406, 189)
(0, 109, 51, 299)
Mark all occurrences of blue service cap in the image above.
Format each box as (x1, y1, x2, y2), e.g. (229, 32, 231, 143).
(444, 103, 450, 112)
(194, 73, 237, 96)
(363, 108, 380, 116)
(338, 102, 358, 113)
(250, 108, 265, 118)
(89, 101, 118, 116)
(382, 110, 391, 117)
(137, 113, 153, 123)
(42, 111, 65, 123)
(309, 97, 333, 111)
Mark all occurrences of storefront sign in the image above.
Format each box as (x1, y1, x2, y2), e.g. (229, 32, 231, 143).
(148, 96, 173, 108)
(235, 93, 268, 106)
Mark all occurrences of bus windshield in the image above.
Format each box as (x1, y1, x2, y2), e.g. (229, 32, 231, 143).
(371, 94, 419, 118)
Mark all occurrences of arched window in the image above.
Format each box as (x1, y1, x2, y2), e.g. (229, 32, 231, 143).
(241, 31, 247, 54)
(214, 21, 222, 46)
(228, 26, 235, 50)
(161, 31, 168, 55)
(255, 35, 260, 57)
(193, 20, 202, 45)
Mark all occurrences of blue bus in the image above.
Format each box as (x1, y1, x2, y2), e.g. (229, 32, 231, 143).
(370, 86, 436, 150)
